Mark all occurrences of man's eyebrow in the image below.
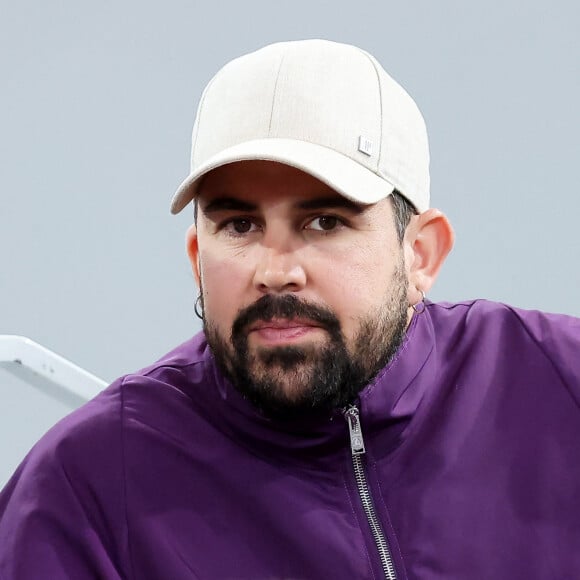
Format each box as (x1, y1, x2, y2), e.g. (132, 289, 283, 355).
(297, 196, 365, 213)
(201, 197, 258, 215)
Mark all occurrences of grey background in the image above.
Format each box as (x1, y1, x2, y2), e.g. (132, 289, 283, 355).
(1, 0, 578, 484)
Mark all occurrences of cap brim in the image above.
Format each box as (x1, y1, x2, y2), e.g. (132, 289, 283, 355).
(170, 138, 395, 214)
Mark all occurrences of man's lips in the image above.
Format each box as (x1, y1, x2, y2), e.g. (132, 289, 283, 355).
(249, 318, 321, 331)
(247, 318, 323, 343)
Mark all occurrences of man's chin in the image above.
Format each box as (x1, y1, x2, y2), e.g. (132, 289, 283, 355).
(239, 356, 322, 403)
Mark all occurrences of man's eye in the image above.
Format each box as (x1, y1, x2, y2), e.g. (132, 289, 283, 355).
(306, 216, 341, 231)
(224, 219, 257, 234)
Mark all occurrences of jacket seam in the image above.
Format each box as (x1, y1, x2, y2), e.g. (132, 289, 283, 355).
(120, 376, 135, 580)
(139, 358, 206, 379)
(426, 300, 476, 311)
(506, 306, 580, 414)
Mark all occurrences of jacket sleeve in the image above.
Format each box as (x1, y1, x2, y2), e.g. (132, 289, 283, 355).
(0, 382, 131, 579)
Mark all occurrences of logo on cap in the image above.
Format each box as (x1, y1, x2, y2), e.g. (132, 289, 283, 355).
(358, 136, 373, 156)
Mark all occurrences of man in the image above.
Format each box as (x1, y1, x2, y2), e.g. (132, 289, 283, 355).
(1, 39, 579, 580)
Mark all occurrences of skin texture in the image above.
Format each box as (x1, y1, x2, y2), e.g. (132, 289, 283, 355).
(186, 161, 454, 416)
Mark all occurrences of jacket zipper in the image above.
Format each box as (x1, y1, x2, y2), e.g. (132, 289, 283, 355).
(345, 405, 397, 580)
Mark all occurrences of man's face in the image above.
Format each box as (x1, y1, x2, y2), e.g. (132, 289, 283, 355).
(190, 161, 414, 417)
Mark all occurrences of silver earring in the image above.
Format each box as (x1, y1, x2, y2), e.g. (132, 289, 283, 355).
(194, 295, 204, 320)
(411, 290, 426, 314)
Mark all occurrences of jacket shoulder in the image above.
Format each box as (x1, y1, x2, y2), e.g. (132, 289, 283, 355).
(428, 299, 580, 406)
(0, 380, 130, 578)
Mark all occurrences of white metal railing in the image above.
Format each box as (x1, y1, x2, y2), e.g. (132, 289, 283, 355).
(0, 335, 107, 406)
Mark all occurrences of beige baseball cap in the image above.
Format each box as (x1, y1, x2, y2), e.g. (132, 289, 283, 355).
(171, 39, 430, 214)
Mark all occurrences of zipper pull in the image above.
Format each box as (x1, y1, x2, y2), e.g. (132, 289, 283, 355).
(344, 405, 366, 456)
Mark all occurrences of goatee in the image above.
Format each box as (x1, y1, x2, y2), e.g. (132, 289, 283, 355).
(204, 264, 409, 419)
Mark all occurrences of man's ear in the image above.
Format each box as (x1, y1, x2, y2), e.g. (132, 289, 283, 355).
(404, 209, 454, 304)
(186, 223, 201, 287)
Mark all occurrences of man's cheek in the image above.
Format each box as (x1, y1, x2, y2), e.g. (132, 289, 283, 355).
(200, 254, 244, 309)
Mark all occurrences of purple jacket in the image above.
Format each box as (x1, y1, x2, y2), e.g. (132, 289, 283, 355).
(1, 300, 580, 579)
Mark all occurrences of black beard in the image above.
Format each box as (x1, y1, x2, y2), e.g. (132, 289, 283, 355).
(203, 266, 409, 420)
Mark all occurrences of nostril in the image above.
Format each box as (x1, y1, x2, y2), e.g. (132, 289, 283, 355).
(253, 263, 307, 293)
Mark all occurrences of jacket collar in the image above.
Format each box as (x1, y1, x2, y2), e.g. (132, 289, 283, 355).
(360, 307, 435, 425)
(178, 308, 435, 465)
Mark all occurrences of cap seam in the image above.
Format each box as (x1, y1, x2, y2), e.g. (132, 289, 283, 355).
(357, 49, 384, 170)
(268, 54, 286, 136)
(191, 73, 219, 168)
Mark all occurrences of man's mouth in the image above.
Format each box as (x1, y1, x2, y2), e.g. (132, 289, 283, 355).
(248, 318, 323, 345)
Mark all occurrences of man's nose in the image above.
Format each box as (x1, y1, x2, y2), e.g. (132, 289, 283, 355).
(252, 236, 307, 294)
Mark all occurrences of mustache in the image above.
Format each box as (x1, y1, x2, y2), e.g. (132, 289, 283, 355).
(231, 294, 341, 338)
